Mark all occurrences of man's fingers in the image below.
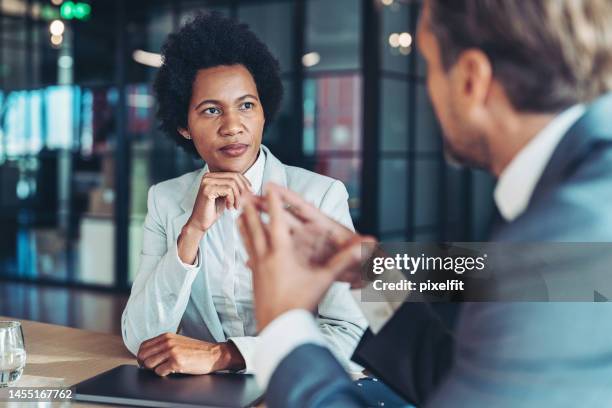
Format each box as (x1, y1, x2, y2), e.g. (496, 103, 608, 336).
(266, 183, 354, 245)
(252, 196, 303, 232)
(266, 183, 320, 223)
(337, 269, 366, 289)
(323, 235, 376, 281)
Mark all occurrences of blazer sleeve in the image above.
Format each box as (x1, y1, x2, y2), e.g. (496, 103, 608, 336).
(315, 180, 369, 372)
(121, 184, 200, 355)
(266, 344, 369, 408)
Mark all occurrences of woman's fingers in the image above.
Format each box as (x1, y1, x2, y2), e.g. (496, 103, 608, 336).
(213, 185, 235, 210)
(137, 333, 174, 362)
(153, 359, 176, 377)
(203, 178, 240, 209)
(138, 341, 168, 364)
(237, 172, 252, 190)
(203, 172, 251, 195)
(143, 350, 171, 371)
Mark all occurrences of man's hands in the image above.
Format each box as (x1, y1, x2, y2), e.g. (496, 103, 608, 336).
(238, 183, 376, 331)
(178, 172, 251, 265)
(136, 333, 245, 376)
(247, 184, 373, 287)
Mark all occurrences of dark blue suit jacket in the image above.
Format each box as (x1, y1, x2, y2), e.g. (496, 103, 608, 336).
(265, 93, 612, 407)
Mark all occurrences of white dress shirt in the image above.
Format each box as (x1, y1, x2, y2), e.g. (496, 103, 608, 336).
(494, 104, 585, 221)
(177, 150, 265, 371)
(195, 150, 264, 370)
(253, 105, 587, 390)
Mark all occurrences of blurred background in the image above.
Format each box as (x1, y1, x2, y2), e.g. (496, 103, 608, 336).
(0, 0, 494, 332)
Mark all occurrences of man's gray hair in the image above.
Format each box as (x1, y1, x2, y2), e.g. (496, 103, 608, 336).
(428, 0, 612, 112)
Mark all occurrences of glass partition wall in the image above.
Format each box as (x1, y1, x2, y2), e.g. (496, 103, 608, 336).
(0, 0, 494, 292)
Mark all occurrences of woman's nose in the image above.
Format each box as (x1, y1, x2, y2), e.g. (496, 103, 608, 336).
(219, 112, 243, 137)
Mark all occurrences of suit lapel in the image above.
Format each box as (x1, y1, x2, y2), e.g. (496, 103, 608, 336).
(261, 145, 288, 188)
(171, 167, 206, 236)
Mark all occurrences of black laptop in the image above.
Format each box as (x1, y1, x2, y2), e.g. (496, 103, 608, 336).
(74, 365, 263, 408)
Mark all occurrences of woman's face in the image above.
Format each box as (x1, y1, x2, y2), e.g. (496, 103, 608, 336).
(180, 64, 265, 173)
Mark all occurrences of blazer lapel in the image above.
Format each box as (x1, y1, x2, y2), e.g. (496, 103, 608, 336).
(171, 167, 205, 236)
(171, 165, 226, 342)
(261, 145, 288, 188)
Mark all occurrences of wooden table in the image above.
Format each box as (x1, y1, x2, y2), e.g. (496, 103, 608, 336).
(0, 317, 270, 408)
(0, 316, 136, 407)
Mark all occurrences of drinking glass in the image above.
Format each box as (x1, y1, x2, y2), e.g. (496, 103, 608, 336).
(0, 321, 26, 387)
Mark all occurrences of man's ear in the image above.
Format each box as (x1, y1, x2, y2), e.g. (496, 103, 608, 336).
(450, 48, 493, 113)
(178, 127, 191, 140)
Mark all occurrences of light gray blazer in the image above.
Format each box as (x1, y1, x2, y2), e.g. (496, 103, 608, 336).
(121, 145, 367, 372)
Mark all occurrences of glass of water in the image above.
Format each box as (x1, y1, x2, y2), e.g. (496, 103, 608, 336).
(0, 321, 26, 387)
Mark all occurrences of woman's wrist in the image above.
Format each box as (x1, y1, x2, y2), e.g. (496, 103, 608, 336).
(177, 222, 206, 265)
(217, 341, 246, 372)
(185, 217, 209, 234)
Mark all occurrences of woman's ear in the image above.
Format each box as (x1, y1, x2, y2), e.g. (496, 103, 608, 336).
(178, 127, 191, 140)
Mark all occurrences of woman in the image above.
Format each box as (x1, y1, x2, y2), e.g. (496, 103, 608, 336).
(121, 13, 367, 376)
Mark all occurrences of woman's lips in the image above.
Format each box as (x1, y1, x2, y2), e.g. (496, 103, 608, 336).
(219, 143, 249, 157)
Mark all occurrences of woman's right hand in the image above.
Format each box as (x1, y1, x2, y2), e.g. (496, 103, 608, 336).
(178, 172, 251, 265)
(187, 171, 252, 232)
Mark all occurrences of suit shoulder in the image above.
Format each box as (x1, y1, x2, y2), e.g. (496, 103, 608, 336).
(283, 164, 346, 199)
(503, 146, 612, 241)
(149, 169, 201, 210)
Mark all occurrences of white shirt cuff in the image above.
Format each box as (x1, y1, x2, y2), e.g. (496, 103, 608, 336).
(253, 309, 325, 390)
(176, 243, 200, 270)
(227, 336, 259, 374)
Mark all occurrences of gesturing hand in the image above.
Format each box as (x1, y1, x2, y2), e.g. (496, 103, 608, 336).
(136, 333, 245, 376)
(238, 185, 375, 331)
(249, 183, 374, 287)
(188, 172, 252, 232)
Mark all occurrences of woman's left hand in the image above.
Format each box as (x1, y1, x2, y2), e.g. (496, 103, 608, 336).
(136, 333, 246, 376)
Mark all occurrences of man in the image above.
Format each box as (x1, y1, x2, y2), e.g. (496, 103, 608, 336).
(239, 0, 612, 406)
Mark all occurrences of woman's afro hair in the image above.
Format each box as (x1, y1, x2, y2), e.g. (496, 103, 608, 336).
(153, 12, 283, 156)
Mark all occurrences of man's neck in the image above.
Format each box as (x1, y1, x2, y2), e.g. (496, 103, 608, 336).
(489, 112, 557, 177)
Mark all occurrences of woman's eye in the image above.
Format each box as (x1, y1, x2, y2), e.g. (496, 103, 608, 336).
(240, 102, 254, 110)
(203, 107, 221, 115)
